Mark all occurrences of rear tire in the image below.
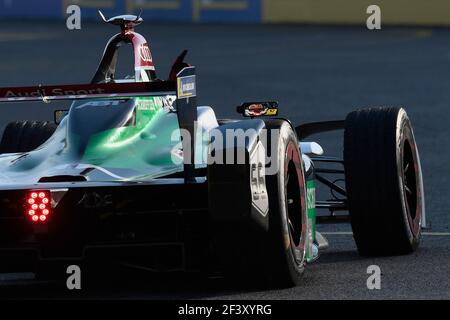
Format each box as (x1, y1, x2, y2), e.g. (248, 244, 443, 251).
(0, 120, 57, 153)
(344, 107, 423, 256)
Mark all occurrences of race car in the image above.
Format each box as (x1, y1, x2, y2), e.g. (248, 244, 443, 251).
(0, 13, 425, 288)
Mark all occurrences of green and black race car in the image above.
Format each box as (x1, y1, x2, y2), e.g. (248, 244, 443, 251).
(0, 13, 425, 288)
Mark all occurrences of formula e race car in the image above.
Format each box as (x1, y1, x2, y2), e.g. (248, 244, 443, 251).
(0, 13, 425, 288)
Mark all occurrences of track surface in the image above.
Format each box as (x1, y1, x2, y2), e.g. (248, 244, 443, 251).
(0, 21, 448, 299)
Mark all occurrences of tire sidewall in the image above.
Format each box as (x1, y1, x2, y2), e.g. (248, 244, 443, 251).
(269, 121, 307, 281)
(396, 109, 422, 245)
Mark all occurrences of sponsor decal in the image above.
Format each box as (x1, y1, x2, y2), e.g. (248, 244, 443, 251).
(137, 97, 162, 111)
(177, 75, 196, 99)
(247, 104, 266, 116)
(237, 101, 279, 117)
(137, 96, 176, 112)
(138, 43, 153, 63)
(306, 182, 316, 210)
(306, 180, 316, 262)
(75, 100, 123, 109)
(4, 88, 106, 98)
(162, 96, 176, 112)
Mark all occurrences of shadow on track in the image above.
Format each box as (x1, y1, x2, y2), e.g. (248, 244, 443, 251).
(0, 267, 266, 300)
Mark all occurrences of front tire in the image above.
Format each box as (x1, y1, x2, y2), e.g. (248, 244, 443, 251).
(344, 107, 423, 256)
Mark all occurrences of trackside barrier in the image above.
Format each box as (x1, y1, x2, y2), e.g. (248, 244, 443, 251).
(1, 0, 450, 26)
(263, 0, 450, 26)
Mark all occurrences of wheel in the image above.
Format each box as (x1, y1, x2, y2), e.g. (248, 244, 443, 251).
(0, 120, 57, 153)
(264, 119, 308, 287)
(344, 107, 424, 256)
(209, 120, 308, 288)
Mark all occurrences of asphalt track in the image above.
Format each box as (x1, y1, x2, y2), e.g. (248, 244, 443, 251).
(0, 21, 449, 299)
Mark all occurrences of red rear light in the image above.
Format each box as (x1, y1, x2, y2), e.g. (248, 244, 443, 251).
(26, 191, 51, 223)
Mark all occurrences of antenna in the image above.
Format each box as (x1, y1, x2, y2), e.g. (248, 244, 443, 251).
(98, 10, 107, 22)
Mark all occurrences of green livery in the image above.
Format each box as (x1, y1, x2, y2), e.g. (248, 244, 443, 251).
(306, 179, 316, 262)
(81, 96, 183, 177)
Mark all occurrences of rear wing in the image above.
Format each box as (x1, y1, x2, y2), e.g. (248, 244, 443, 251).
(0, 67, 198, 182)
(0, 82, 176, 103)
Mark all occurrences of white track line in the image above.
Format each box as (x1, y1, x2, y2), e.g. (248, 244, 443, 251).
(320, 232, 353, 235)
(321, 232, 450, 236)
(422, 232, 450, 236)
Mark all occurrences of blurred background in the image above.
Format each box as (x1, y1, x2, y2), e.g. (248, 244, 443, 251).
(2, 0, 450, 25)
